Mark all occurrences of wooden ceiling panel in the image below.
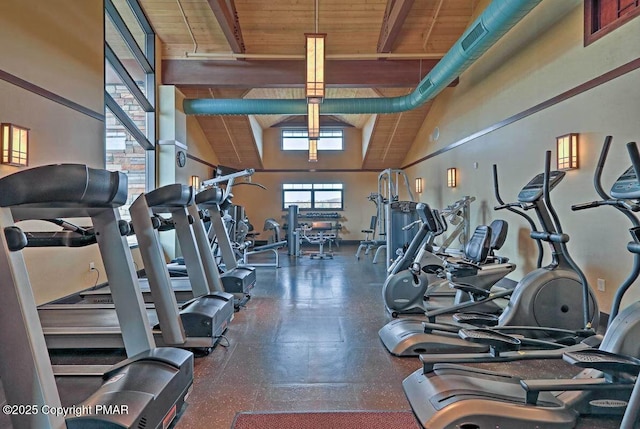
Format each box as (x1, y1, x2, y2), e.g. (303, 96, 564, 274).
(195, 115, 262, 169)
(234, 0, 387, 55)
(139, 0, 481, 171)
(362, 90, 432, 170)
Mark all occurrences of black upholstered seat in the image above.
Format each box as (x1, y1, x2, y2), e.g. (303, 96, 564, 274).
(464, 225, 492, 264)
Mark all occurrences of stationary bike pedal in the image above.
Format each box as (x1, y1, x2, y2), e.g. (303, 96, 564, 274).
(453, 311, 499, 327)
(563, 349, 640, 375)
(459, 328, 521, 353)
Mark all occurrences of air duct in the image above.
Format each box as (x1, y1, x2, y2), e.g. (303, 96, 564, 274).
(183, 0, 541, 116)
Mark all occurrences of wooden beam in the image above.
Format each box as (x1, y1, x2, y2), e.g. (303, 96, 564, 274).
(162, 59, 457, 88)
(422, 0, 444, 51)
(377, 0, 415, 53)
(207, 0, 245, 53)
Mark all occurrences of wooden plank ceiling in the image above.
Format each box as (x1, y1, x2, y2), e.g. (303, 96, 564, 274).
(139, 0, 480, 169)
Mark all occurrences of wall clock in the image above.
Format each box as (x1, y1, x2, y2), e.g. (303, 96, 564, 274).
(176, 150, 187, 167)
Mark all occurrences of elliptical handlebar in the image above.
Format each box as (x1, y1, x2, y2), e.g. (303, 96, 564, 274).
(573, 139, 640, 324)
(542, 150, 593, 330)
(492, 164, 544, 269)
(594, 136, 613, 199)
(627, 141, 640, 182)
(572, 199, 640, 212)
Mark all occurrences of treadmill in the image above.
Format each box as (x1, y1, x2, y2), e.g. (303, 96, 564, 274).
(0, 164, 193, 428)
(168, 169, 258, 307)
(82, 187, 251, 309)
(38, 183, 234, 352)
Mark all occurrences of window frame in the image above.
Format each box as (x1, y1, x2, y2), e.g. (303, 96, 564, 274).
(584, 0, 640, 46)
(281, 129, 345, 151)
(282, 183, 345, 211)
(105, 0, 156, 192)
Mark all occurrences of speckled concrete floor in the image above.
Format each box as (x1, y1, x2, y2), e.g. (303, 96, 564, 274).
(0, 245, 630, 428)
(176, 245, 419, 428)
(175, 245, 625, 429)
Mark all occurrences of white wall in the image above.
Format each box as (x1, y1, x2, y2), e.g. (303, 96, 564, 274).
(0, 0, 105, 304)
(405, 1, 640, 313)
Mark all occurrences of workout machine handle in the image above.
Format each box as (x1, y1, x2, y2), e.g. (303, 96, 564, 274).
(544, 150, 593, 330)
(493, 202, 523, 210)
(530, 231, 569, 243)
(571, 201, 603, 211)
(493, 163, 544, 269)
(572, 200, 640, 212)
(594, 136, 613, 200)
(627, 141, 640, 183)
(402, 219, 422, 231)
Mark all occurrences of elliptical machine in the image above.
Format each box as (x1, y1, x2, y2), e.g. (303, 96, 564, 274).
(402, 139, 640, 429)
(379, 152, 599, 357)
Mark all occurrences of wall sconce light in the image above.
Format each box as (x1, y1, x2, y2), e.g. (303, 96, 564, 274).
(305, 33, 326, 103)
(447, 168, 457, 188)
(415, 177, 423, 194)
(556, 133, 579, 170)
(190, 175, 200, 190)
(308, 138, 318, 163)
(1, 123, 29, 167)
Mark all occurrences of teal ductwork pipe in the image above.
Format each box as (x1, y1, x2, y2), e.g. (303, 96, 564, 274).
(184, 0, 542, 116)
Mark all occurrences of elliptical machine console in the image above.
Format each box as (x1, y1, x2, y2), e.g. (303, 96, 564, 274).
(517, 170, 565, 202)
(611, 165, 640, 198)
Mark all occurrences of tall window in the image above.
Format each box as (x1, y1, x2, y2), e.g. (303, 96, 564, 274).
(283, 184, 344, 210)
(585, 0, 640, 45)
(282, 129, 344, 151)
(105, 0, 155, 220)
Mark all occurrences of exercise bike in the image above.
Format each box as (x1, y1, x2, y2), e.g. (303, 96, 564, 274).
(382, 207, 515, 317)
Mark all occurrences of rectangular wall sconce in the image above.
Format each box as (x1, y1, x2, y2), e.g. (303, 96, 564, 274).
(305, 33, 326, 103)
(447, 168, 457, 188)
(556, 133, 579, 170)
(1, 123, 29, 167)
(415, 177, 423, 194)
(190, 175, 200, 190)
(308, 139, 318, 162)
(307, 103, 320, 139)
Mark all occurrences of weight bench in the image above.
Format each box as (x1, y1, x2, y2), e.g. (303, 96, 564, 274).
(241, 218, 287, 267)
(356, 215, 385, 260)
(302, 222, 336, 259)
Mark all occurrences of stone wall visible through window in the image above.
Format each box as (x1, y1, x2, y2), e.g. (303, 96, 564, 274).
(106, 83, 146, 219)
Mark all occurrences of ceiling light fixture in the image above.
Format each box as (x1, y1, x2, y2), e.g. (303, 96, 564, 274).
(308, 139, 318, 163)
(305, 33, 326, 103)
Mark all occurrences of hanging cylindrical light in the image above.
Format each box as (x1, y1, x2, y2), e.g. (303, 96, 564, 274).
(308, 138, 318, 163)
(305, 33, 326, 103)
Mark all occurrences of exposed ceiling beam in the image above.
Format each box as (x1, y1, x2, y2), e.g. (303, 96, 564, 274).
(271, 115, 355, 128)
(207, 0, 245, 53)
(163, 59, 460, 88)
(422, 0, 444, 51)
(377, 0, 415, 53)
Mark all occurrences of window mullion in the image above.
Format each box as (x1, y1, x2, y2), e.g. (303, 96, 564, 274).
(105, 43, 153, 112)
(106, 92, 153, 149)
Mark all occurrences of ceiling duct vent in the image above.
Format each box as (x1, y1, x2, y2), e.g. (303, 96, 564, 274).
(418, 78, 434, 95)
(461, 22, 488, 52)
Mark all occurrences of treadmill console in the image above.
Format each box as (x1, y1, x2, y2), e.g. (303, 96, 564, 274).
(610, 166, 640, 199)
(517, 171, 565, 203)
